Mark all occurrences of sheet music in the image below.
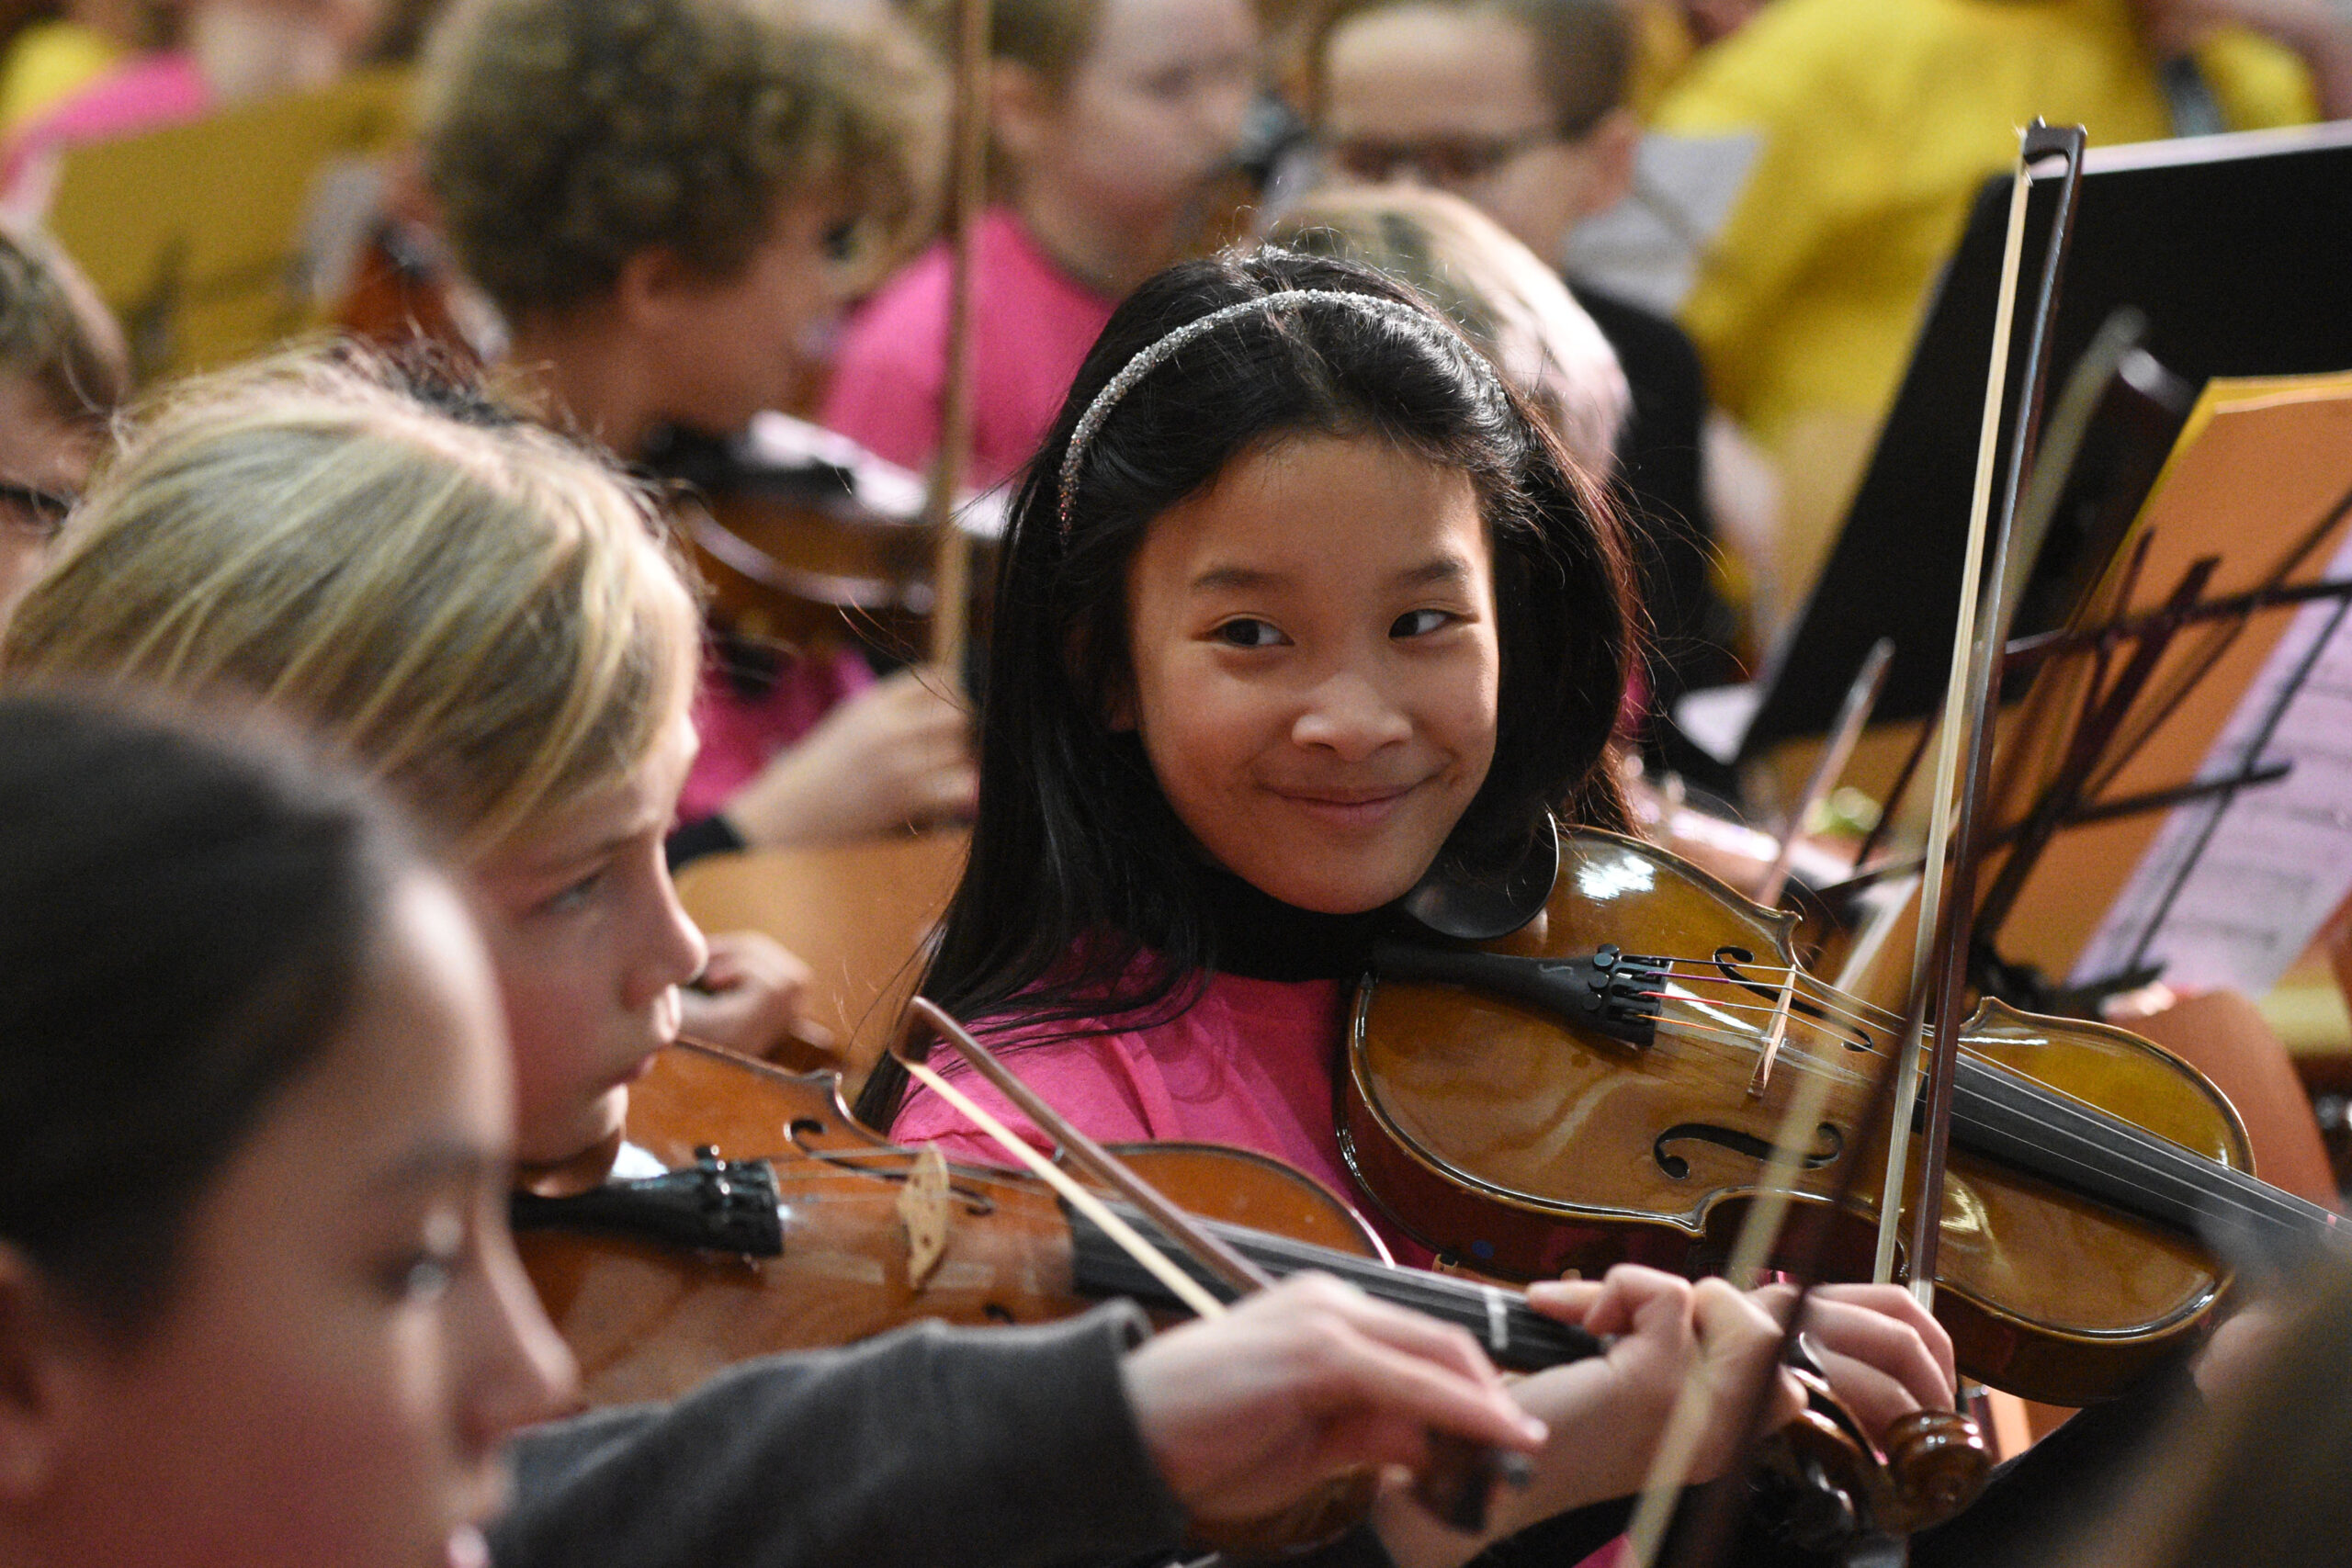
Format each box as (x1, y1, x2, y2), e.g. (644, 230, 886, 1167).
(2070, 525, 2352, 997)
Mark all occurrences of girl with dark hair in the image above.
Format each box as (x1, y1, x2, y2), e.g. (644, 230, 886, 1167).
(2, 349, 1575, 1568)
(0, 691, 572, 1568)
(866, 249, 1957, 1555)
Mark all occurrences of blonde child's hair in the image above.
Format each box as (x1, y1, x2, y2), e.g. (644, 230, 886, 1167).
(1265, 184, 1628, 472)
(0, 348, 701, 857)
(1309, 0, 1632, 137)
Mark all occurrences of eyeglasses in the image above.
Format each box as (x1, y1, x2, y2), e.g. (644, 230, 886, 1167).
(1321, 128, 1560, 188)
(0, 480, 75, 544)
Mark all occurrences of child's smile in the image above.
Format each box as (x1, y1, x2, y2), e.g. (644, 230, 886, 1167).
(1119, 434, 1499, 915)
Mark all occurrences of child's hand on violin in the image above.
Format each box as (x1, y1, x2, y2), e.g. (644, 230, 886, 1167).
(1747, 1280, 1958, 1440)
(678, 929, 835, 1064)
(1532, 1268, 1805, 1503)
(1118, 1272, 1546, 1537)
(719, 668, 978, 848)
(1371, 1265, 1800, 1568)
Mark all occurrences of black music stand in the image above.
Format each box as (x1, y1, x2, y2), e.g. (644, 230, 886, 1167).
(1702, 120, 2352, 765)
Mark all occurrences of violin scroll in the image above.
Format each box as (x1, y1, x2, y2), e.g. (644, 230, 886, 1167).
(1750, 1373, 1988, 1553)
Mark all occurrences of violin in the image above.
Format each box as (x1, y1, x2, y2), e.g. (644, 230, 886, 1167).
(639, 415, 1001, 662)
(514, 1038, 1985, 1549)
(511, 1038, 1600, 1408)
(1345, 824, 2346, 1408)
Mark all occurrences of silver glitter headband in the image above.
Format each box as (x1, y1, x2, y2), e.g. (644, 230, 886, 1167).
(1056, 288, 1474, 532)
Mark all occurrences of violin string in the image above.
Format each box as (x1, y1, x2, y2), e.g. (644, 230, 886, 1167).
(1643, 982, 1891, 1070)
(1614, 953, 1913, 1032)
(1957, 1063, 2336, 1239)
(1638, 986, 1893, 1053)
(1642, 1013, 1881, 1095)
(1632, 960, 1910, 1039)
(1623, 1002, 2333, 1244)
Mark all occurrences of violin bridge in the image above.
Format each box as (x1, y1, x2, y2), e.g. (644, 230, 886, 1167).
(898, 1143, 953, 1289)
(1747, 971, 1797, 1098)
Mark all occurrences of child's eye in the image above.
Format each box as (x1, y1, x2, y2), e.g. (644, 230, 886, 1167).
(1212, 617, 1286, 649)
(1391, 608, 1456, 638)
(537, 867, 607, 916)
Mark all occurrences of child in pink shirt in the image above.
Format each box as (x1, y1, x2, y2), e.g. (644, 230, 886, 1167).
(823, 209, 1114, 487)
(859, 250, 1957, 1564)
(821, 0, 1260, 487)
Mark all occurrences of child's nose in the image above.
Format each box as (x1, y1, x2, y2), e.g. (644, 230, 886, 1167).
(1292, 671, 1412, 760)
(464, 1232, 579, 1458)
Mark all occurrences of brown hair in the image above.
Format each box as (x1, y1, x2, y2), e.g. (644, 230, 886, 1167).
(0, 225, 130, 428)
(986, 0, 1103, 87)
(1311, 0, 1631, 136)
(419, 0, 944, 321)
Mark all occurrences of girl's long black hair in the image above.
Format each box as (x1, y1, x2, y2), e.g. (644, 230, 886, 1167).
(859, 250, 1634, 1127)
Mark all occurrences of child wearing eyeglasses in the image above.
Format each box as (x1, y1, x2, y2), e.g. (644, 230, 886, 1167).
(1311, 0, 1762, 731)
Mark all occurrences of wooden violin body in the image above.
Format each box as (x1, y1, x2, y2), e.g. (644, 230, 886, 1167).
(641, 417, 998, 660)
(517, 1040, 1577, 1407)
(1340, 826, 2331, 1407)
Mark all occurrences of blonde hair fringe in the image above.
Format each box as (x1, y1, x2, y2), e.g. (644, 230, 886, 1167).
(0, 347, 701, 859)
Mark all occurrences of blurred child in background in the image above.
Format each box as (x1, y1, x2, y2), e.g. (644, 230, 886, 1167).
(0, 223, 124, 626)
(821, 0, 1261, 487)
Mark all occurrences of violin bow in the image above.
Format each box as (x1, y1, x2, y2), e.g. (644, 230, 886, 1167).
(1626, 121, 2086, 1568)
(898, 998, 1271, 1305)
(894, 997, 1528, 1542)
(1889, 121, 2086, 1305)
(922, 0, 990, 678)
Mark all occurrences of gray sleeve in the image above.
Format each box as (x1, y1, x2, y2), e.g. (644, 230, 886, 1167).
(490, 1303, 1192, 1568)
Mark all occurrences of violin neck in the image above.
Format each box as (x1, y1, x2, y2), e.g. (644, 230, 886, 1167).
(1067, 1202, 1602, 1373)
(1951, 1055, 2345, 1262)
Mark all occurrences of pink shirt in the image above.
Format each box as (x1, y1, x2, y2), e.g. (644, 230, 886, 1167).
(678, 642, 876, 824)
(888, 968, 1430, 1263)
(820, 208, 1118, 490)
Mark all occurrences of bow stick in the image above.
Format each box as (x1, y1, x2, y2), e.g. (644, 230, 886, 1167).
(899, 998, 1271, 1304)
(1628, 122, 2084, 1567)
(895, 997, 1529, 1543)
(1897, 121, 2086, 1305)
(922, 0, 990, 676)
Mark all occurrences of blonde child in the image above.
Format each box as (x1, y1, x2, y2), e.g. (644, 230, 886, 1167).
(1, 348, 1571, 1566)
(0, 224, 126, 625)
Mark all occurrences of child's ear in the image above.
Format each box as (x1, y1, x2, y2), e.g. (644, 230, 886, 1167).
(613, 245, 702, 335)
(1066, 625, 1139, 730)
(1580, 108, 1642, 219)
(0, 1246, 82, 1503)
(989, 60, 1056, 165)
(1102, 681, 1137, 731)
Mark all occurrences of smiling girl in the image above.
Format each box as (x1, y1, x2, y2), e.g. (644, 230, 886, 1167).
(863, 250, 1957, 1560)
(0, 348, 1612, 1567)
(0, 693, 571, 1568)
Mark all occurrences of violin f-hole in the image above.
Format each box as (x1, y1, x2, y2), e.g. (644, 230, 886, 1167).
(1654, 1121, 1845, 1180)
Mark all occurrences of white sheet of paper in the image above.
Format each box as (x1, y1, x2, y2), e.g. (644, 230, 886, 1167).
(2068, 524, 2352, 997)
(1561, 130, 1760, 317)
